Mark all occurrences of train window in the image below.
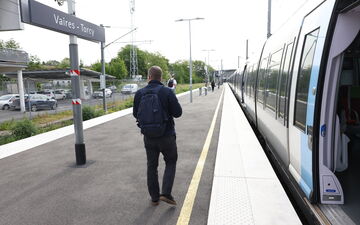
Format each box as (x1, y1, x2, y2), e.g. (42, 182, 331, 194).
(257, 57, 268, 104)
(245, 67, 251, 96)
(266, 49, 283, 112)
(294, 28, 320, 131)
(248, 66, 253, 96)
(278, 42, 294, 120)
(251, 65, 256, 97)
(248, 65, 255, 97)
(243, 69, 248, 95)
(249, 67, 253, 97)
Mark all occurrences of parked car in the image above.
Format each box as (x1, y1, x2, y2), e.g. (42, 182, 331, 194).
(54, 90, 66, 100)
(0, 94, 19, 110)
(37, 90, 56, 99)
(121, 84, 138, 94)
(92, 88, 112, 98)
(64, 89, 72, 99)
(108, 85, 117, 92)
(10, 94, 57, 111)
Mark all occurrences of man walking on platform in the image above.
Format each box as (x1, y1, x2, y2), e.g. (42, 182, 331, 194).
(133, 66, 182, 206)
(167, 74, 177, 93)
(211, 80, 215, 92)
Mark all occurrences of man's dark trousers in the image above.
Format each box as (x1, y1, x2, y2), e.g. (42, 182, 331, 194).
(144, 135, 177, 201)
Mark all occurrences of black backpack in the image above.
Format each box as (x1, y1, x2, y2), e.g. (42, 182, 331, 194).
(168, 79, 174, 88)
(137, 85, 168, 138)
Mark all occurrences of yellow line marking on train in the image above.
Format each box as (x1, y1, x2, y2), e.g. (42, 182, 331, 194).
(176, 88, 224, 225)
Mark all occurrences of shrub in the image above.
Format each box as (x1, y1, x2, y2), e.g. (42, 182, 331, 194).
(95, 109, 105, 117)
(0, 119, 15, 131)
(124, 98, 133, 108)
(82, 106, 105, 121)
(11, 119, 38, 139)
(82, 105, 96, 121)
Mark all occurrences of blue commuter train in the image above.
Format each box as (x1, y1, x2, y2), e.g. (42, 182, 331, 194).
(228, 0, 360, 224)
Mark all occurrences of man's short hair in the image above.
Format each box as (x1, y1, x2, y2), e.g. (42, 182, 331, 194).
(148, 66, 162, 80)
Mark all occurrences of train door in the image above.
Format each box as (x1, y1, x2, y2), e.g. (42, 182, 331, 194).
(288, 0, 335, 201)
(318, 6, 360, 225)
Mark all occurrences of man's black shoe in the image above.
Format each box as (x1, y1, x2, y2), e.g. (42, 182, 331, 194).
(160, 195, 177, 205)
(151, 200, 160, 206)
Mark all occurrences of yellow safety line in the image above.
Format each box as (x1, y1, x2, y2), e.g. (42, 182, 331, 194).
(177, 88, 224, 225)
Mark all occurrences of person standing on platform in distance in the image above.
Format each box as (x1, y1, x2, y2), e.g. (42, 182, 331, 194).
(167, 74, 177, 93)
(211, 80, 215, 92)
(133, 66, 182, 206)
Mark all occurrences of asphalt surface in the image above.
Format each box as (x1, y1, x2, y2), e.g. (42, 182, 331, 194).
(0, 92, 134, 123)
(0, 86, 223, 225)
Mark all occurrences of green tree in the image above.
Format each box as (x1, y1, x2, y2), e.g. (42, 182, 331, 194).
(117, 45, 148, 77)
(90, 61, 102, 72)
(146, 52, 169, 79)
(27, 55, 42, 70)
(169, 60, 189, 84)
(108, 58, 128, 79)
(193, 60, 206, 83)
(59, 58, 70, 68)
(44, 60, 60, 67)
(0, 39, 20, 49)
(117, 45, 170, 79)
(168, 60, 207, 84)
(90, 59, 127, 79)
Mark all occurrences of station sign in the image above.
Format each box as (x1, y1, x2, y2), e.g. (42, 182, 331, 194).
(20, 0, 105, 42)
(0, 0, 24, 31)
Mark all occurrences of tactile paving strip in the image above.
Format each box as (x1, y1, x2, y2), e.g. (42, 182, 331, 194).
(208, 176, 255, 225)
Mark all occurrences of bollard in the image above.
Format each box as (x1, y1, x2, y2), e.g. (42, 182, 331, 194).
(205, 87, 207, 96)
(199, 87, 202, 96)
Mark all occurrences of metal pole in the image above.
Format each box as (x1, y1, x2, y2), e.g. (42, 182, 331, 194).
(27, 79, 31, 119)
(207, 53, 209, 87)
(202, 49, 214, 87)
(68, 0, 86, 165)
(100, 39, 107, 112)
(219, 59, 222, 88)
(204, 57, 207, 86)
(267, 0, 272, 38)
(188, 20, 193, 103)
(17, 69, 25, 113)
(246, 39, 249, 60)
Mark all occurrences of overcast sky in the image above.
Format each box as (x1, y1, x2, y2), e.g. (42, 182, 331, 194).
(1, 0, 307, 70)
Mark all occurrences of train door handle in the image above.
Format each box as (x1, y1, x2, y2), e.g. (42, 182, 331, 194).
(307, 125, 313, 151)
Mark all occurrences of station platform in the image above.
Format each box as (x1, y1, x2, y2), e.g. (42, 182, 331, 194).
(207, 85, 301, 225)
(0, 84, 301, 225)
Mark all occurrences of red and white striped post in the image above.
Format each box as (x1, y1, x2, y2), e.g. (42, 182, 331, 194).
(68, 1, 86, 166)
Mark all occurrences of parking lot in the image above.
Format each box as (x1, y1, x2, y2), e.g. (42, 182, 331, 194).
(0, 92, 135, 123)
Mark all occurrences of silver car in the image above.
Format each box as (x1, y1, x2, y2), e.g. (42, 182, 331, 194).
(92, 88, 112, 98)
(0, 94, 19, 110)
(121, 84, 138, 94)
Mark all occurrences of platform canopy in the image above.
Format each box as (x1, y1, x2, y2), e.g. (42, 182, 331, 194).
(0, 48, 28, 72)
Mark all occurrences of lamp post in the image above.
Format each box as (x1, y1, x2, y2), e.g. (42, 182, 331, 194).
(202, 49, 215, 87)
(267, 0, 272, 38)
(100, 26, 137, 111)
(175, 17, 204, 103)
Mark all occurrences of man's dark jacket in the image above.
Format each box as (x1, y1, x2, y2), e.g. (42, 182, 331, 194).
(133, 80, 182, 136)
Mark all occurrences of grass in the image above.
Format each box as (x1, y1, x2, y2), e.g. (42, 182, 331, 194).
(175, 83, 205, 94)
(32, 110, 73, 126)
(0, 119, 15, 131)
(0, 84, 200, 146)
